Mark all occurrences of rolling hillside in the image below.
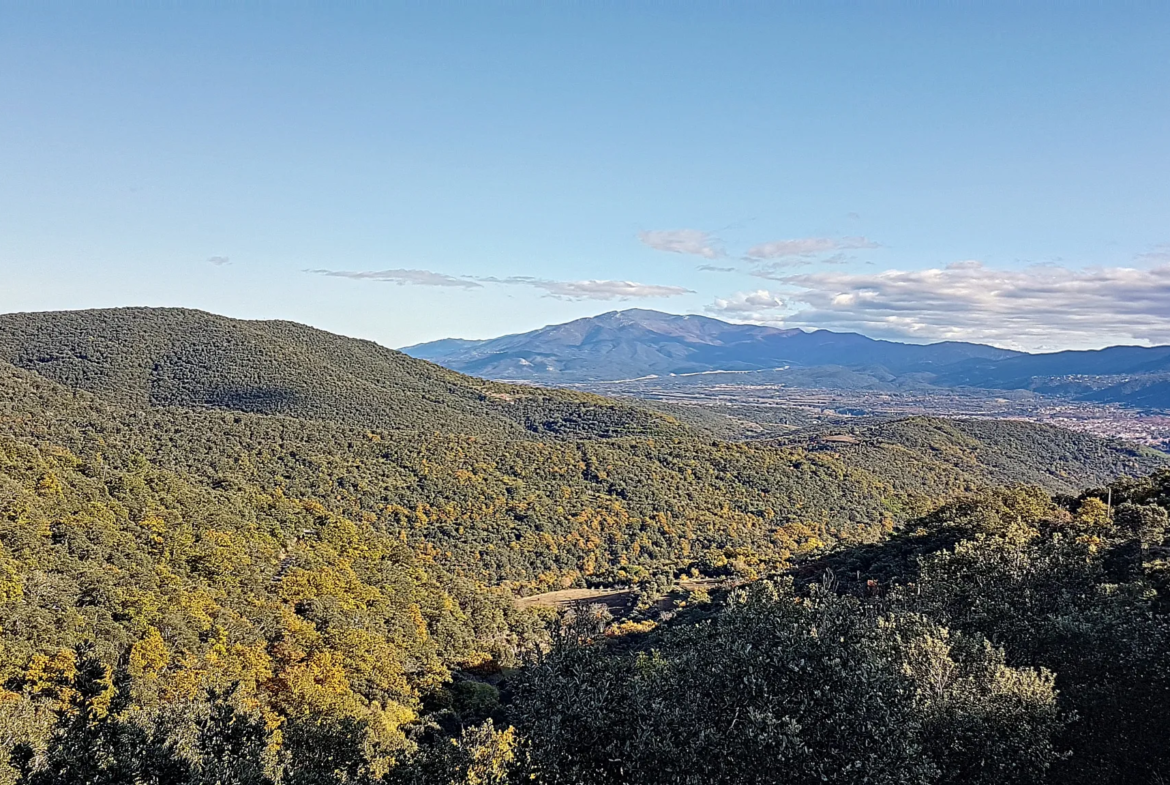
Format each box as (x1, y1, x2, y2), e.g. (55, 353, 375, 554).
(1, 307, 1168, 784)
(0, 310, 1163, 590)
(0, 307, 679, 439)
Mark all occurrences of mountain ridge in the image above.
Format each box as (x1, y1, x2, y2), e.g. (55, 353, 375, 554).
(403, 308, 1170, 408)
(403, 308, 1022, 381)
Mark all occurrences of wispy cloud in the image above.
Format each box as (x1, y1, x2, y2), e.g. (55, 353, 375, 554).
(308, 268, 689, 301)
(307, 268, 482, 288)
(698, 264, 737, 272)
(208, 256, 230, 266)
(530, 279, 691, 300)
(638, 229, 723, 259)
(484, 276, 692, 300)
(749, 253, 854, 280)
(753, 260, 1170, 350)
(1136, 244, 1170, 265)
(745, 236, 879, 260)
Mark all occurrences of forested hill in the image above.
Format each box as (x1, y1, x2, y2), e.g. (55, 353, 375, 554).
(0, 307, 678, 439)
(772, 416, 1164, 493)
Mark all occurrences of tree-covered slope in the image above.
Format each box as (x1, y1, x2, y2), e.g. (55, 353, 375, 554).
(495, 474, 1170, 785)
(1, 309, 1168, 784)
(777, 416, 1165, 494)
(0, 421, 542, 783)
(0, 357, 1163, 592)
(0, 308, 678, 439)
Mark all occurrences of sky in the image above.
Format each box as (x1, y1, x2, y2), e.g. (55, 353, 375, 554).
(1, 2, 1168, 352)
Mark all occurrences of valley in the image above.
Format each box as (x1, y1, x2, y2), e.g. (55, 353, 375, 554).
(565, 375, 1170, 449)
(405, 308, 1170, 449)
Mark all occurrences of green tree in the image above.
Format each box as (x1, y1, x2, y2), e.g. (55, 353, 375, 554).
(191, 686, 273, 785)
(17, 649, 141, 785)
(909, 526, 1170, 784)
(511, 580, 1059, 785)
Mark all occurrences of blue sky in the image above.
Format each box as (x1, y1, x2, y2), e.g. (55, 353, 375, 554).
(1, 2, 1168, 350)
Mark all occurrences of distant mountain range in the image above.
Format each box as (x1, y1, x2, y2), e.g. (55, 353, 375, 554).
(403, 309, 1170, 409)
(403, 309, 1020, 379)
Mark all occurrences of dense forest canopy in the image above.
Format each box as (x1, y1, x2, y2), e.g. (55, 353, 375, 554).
(0, 308, 1167, 784)
(0, 351, 1160, 591)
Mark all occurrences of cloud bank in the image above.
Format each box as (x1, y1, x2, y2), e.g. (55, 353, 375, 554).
(713, 261, 1170, 350)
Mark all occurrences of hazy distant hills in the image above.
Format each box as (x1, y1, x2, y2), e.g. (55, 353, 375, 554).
(909, 346, 1170, 409)
(404, 309, 1170, 409)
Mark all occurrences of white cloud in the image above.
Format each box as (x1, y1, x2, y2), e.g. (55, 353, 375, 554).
(208, 256, 230, 266)
(307, 268, 482, 288)
(745, 236, 879, 260)
(528, 279, 692, 300)
(638, 229, 723, 259)
(767, 260, 1170, 350)
(708, 289, 787, 317)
